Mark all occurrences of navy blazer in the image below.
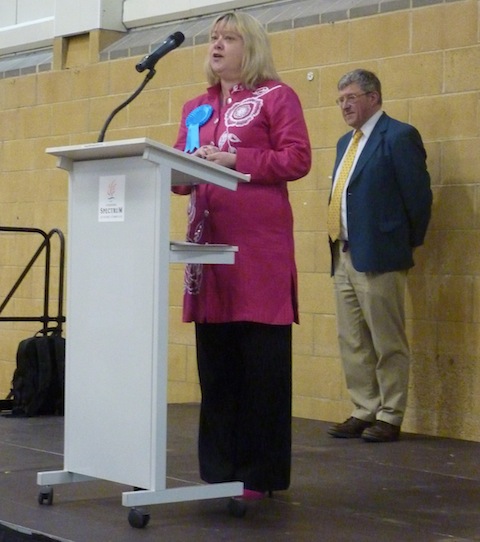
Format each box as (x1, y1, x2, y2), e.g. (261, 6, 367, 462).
(330, 112, 432, 274)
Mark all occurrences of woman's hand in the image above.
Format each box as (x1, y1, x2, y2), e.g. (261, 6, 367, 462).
(194, 144, 218, 159)
(195, 146, 237, 169)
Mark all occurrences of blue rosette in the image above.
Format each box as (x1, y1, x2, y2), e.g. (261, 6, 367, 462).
(184, 104, 214, 152)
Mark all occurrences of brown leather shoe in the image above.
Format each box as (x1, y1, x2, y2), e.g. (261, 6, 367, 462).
(327, 417, 373, 438)
(361, 420, 400, 442)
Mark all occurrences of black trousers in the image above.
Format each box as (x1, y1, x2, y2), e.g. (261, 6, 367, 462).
(195, 322, 292, 492)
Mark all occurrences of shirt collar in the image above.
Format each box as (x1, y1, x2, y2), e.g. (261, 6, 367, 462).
(358, 109, 383, 139)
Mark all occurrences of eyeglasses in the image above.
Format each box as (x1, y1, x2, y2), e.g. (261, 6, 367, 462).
(336, 92, 370, 107)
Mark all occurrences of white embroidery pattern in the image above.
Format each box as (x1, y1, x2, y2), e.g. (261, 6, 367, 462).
(218, 85, 282, 152)
(225, 98, 262, 128)
(184, 190, 204, 295)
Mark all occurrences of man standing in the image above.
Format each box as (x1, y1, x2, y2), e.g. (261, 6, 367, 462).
(327, 69, 432, 443)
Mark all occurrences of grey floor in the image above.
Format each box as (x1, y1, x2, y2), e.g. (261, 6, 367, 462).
(0, 403, 479, 541)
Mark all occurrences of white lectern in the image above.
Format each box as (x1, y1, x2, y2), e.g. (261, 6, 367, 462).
(37, 138, 248, 525)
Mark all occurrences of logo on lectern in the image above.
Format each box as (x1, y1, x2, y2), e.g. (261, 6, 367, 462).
(98, 175, 126, 222)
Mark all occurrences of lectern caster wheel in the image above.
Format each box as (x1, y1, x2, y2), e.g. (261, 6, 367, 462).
(128, 507, 150, 528)
(38, 486, 54, 506)
(227, 497, 247, 518)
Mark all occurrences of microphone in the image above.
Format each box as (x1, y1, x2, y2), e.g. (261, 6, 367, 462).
(135, 31, 185, 72)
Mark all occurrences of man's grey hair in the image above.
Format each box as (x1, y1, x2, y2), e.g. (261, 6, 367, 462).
(337, 69, 383, 105)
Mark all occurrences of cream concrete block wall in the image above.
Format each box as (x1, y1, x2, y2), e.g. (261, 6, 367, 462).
(0, 0, 479, 441)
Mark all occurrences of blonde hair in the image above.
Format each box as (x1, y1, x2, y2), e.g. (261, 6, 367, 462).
(205, 11, 280, 89)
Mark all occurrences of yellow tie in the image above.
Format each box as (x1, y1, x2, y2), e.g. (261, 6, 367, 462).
(327, 129, 363, 241)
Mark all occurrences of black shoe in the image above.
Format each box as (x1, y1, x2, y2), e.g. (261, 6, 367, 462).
(361, 420, 400, 442)
(327, 417, 373, 438)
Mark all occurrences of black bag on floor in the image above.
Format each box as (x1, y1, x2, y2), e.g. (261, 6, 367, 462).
(6, 329, 65, 417)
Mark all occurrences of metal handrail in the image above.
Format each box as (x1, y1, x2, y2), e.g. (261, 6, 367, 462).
(0, 227, 65, 335)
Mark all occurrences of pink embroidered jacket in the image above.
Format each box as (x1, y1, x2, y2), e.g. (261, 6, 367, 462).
(173, 80, 311, 325)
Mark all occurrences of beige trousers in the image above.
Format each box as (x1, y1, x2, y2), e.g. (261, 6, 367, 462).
(333, 242, 410, 426)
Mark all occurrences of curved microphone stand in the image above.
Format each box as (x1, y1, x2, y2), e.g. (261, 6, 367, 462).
(97, 69, 156, 143)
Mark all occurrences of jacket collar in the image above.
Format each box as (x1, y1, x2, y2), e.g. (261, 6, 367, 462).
(346, 112, 389, 184)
